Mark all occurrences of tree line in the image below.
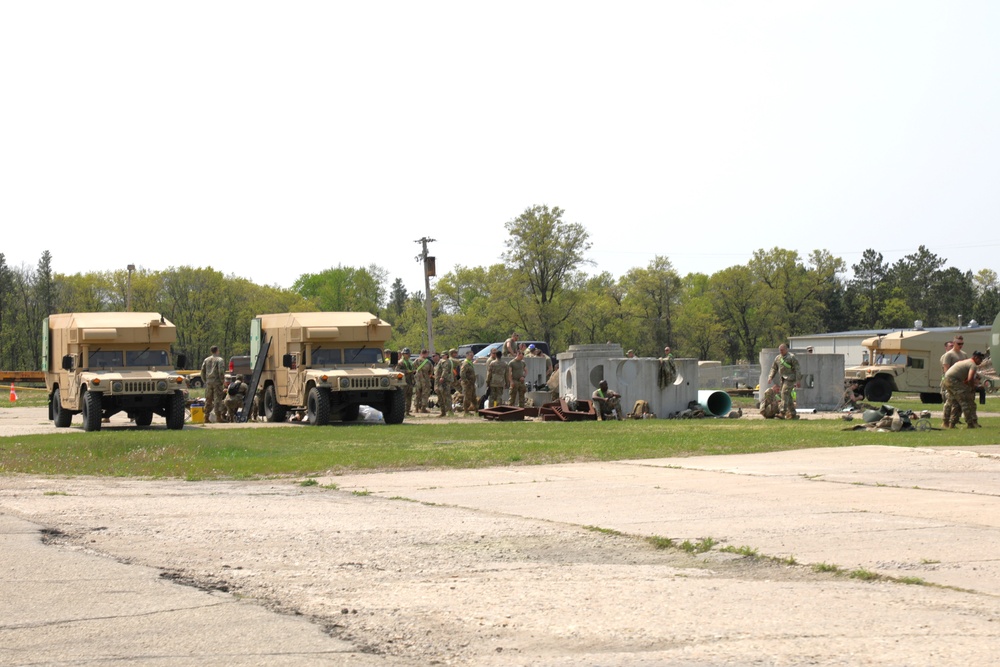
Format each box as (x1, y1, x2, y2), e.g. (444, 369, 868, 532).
(3, 206, 999, 370)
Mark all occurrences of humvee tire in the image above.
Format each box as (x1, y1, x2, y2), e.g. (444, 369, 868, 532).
(264, 385, 288, 423)
(383, 390, 405, 425)
(864, 377, 892, 403)
(307, 387, 331, 426)
(52, 387, 73, 428)
(82, 390, 102, 432)
(134, 410, 154, 427)
(340, 403, 360, 423)
(165, 392, 185, 430)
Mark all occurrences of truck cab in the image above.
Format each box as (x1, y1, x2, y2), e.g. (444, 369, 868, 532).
(43, 313, 188, 431)
(252, 312, 407, 425)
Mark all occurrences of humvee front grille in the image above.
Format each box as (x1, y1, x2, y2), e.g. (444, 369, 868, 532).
(122, 380, 156, 393)
(349, 377, 381, 390)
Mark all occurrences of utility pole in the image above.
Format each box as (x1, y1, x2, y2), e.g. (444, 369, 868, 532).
(415, 237, 436, 353)
(126, 264, 136, 312)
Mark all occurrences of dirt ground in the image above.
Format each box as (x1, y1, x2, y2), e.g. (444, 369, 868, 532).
(4, 406, 1000, 665)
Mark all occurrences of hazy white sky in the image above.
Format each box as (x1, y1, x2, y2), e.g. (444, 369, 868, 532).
(3, 2, 998, 296)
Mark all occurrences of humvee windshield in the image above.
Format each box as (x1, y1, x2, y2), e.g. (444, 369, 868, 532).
(88, 350, 123, 368)
(126, 349, 169, 367)
(311, 348, 342, 366)
(344, 348, 382, 364)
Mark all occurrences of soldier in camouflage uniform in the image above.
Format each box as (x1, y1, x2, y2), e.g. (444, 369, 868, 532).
(486, 349, 508, 408)
(460, 349, 478, 416)
(396, 347, 416, 416)
(943, 350, 984, 429)
(413, 349, 433, 414)
(767, 343, 801, 420)
(940, 338, 968, 426)
(200, 345, 226, 422)
(528, 344, 553, 378)
(223, 375, 248, 423)
(759, 385, 781, 419)
(434, 349, 456, 417)
(507, 350, 528, 407)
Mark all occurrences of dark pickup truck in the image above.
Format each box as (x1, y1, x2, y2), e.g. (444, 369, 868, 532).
(228, 355, 252, 381)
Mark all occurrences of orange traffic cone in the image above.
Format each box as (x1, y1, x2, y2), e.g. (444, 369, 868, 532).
(9, 383, 17, 403)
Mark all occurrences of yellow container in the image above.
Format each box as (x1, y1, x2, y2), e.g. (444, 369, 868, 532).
(190, 405, 205, 424)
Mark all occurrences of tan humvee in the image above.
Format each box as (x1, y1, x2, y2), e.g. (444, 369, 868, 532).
(43, 313, 188, 431)
(252, 312, 406, 425)
(845, 326, 989, 403)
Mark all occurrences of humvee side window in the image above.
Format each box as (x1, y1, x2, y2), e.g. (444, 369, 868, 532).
(311, 348, 342, 366)
(89, 350, 124, 368)
(127, 349, 169, 367)
(344, 348, 381, 364)
(908, 357, 924, 369)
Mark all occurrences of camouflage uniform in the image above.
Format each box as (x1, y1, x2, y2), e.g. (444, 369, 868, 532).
(396, 355, 416, 415)
(531, 348, 553, 378)
(592, 386, 622, 421)
(486, 355, 508, 407)
(507, 355, 527, 407)
(200, 352, 226, 422)
(434, 355, 456, 416)
(413, 354, 433, 413)
(759, 386, 780, 419)
(944, 357, 982, 428)
(767, 350, 801, 419)
(223, 378, 248, 422)
(941, 347, 968, 426)
(460, 357, 478, 415)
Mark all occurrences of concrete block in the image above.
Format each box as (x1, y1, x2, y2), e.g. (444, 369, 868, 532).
(759, 349, 845, 411)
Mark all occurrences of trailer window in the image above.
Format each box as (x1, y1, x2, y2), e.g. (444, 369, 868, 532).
(126, 350, 169, 367)
(311, 348, 342, 366)
(344, 348, 382, 364)
(89, 350, 123, 368)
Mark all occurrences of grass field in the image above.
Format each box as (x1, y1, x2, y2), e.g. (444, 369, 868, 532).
(2, 408, 997, 480)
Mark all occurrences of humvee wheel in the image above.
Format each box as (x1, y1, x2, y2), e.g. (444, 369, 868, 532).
(340, 403, 360, 423)
(864, 378, 892, 403)
(165, 393, 185, 430)
(915, 418, 932, 431)
(52, 388, 72, 428)
(307, 387, 331, 426)
(134, 410, 154, 427)
(82, 390, 102, 432)
(264, 385, 288, 422)
(383, 390, 405, 425)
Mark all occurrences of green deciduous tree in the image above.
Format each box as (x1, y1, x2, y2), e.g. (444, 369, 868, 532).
(501, 205, 592, 346)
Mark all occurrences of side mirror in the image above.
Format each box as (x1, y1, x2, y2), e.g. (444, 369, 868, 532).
(61, 355, 74, 371)
(176, 354, 187, 369)
(282, 353, 293, 369)
(390, 352, 399, 366)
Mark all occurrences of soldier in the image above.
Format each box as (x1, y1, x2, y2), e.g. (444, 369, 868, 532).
(943, 350, 984, 429)
(658, 346, 677, 388)
(502, 332, 520, 357)
(223, 375, 248, 422)
(249, 384, 264, 421)
(767, 343, 801, 420)
(383, 348, 392, 364)
(396, 348, 416, 416)
(200, 345, 226, 422)
(434, 349, 456, 417)
(507, 350, 528, 407)
(759, 385, 781, 419)
(460, 349, 478, 416)
(528, 344, 553, 378)
(941, 337, 968, 427)
(486, 349, 508, 408)
(592, 380, 623, 421)
(626, 349, 636, 359)
(413, 349, 433, 414)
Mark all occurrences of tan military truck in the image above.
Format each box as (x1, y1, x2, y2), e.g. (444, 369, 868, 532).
(43, 312, 188, 431)
(845, 325, 989, 403)
(251, 312, 406, 425)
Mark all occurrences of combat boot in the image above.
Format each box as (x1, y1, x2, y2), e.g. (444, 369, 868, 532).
(967, 419, 981, 429)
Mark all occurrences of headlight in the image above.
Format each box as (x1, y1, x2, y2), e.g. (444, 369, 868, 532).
(340, 378, 350, 388)
(156, 380, 168, 392)
(112, 381, 124, 393)
(380, 377, 390, 387)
